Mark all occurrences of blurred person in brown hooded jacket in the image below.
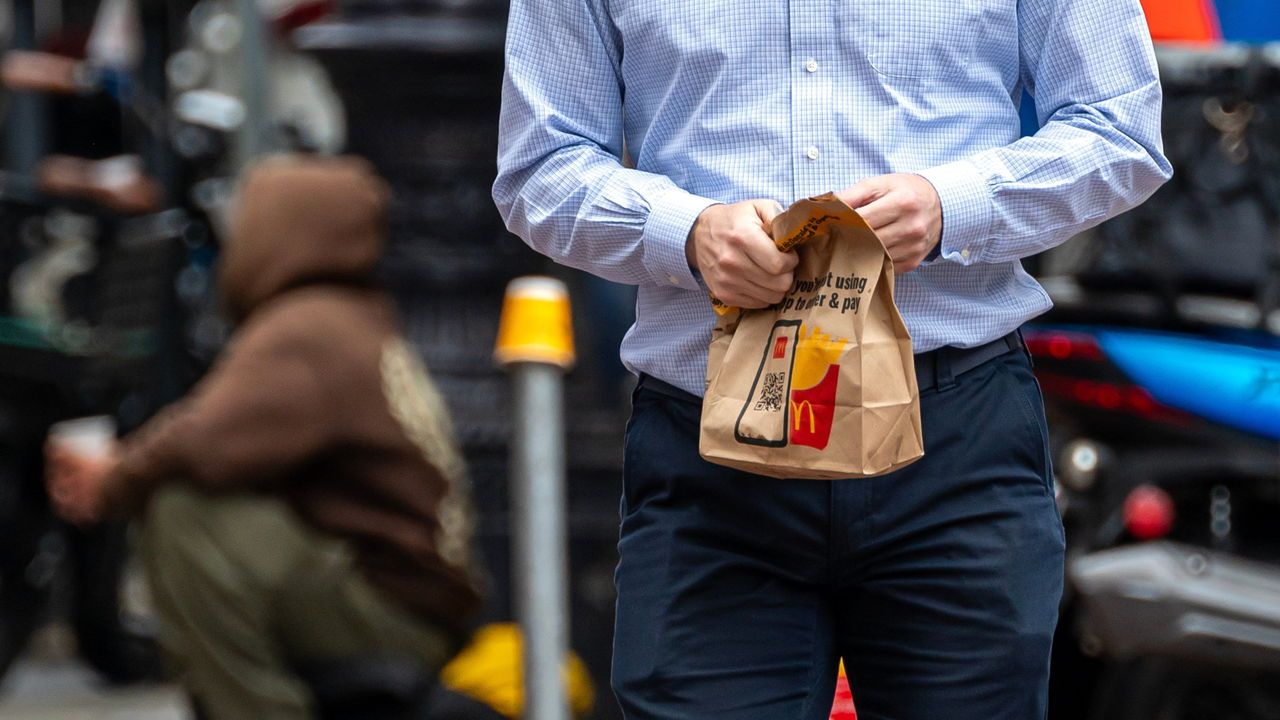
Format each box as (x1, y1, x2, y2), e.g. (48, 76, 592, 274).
(45, 155, 480, 719)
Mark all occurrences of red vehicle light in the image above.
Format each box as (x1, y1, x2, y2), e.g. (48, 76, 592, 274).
(1036, 372, 1195, 427)
(273, 0, 334, 34)
(1025, 330, 1106, 361)
(1124, 484, 1176, 540)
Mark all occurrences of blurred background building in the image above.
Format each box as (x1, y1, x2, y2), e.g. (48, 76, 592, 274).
(0, 0, 1277, 719)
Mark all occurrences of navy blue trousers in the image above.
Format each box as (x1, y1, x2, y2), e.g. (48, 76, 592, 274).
(612, 346, 1065, 720)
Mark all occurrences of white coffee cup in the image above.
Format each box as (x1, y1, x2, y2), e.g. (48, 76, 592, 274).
(48, 416, 118, 459)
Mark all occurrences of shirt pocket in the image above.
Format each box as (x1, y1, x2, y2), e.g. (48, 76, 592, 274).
(855, 0, 980, 79)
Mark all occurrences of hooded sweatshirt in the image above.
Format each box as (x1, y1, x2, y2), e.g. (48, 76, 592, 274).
(99, 155, 480, 644)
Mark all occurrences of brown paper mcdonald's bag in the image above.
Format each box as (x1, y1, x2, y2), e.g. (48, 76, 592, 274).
(699, 193, 924, 479)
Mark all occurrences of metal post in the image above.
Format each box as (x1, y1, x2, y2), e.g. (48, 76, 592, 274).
(233, 0, 272, 164)
(494, 276, 575, 720)
(511, 363, 571, 720)
(5, 0, 47, 179)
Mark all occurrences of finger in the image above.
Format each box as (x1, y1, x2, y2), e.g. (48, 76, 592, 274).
(750, 269, 796, 299)
(739, 229, 797, 276)
(746, 247, 799, 275)
(48, 480, 68, 500)
(890, 248, 921, 270)
(731, 263, 794, 298)
(877, 216, 932, 250)
(719, 281, 782, 309)
(751, 199, 785, 231)
(74, 496, 101, 525)
(736, 280, 785, 306)
(854, 195, 903, 231)
(836, 178, 885, 210)
(50, 485, 77, 512)
(45, 471, 71, 497)
(721, 292, 773, 310)
(49, 460, 77, 481)
(45, 442, 68, 463)
(62, 491, 95, 524)
(880, 230, 924, 271)
(760, 268, 796, 295)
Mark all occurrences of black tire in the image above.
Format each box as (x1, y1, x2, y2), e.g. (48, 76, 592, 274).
(1090, 659, 1280, 720)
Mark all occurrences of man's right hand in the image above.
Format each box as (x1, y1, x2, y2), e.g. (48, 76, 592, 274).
(685, 200, 798, 309)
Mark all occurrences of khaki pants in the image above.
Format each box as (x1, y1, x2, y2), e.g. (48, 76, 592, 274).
(139, 486, 451, 720)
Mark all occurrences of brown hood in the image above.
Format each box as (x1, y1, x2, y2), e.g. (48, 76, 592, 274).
(220, 155, 390, 320)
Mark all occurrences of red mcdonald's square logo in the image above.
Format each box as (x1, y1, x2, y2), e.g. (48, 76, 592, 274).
(773, 336, 789, 359)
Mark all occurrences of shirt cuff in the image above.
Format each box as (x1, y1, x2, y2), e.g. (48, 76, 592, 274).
(641, 188, 718, 291)
(916, 160, 994, 266)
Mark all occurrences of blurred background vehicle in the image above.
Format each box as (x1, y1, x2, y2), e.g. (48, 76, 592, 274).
(0, 0, 1277, 719)
(1026, 9, 1280, 717)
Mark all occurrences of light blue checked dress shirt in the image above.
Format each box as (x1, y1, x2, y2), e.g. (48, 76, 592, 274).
(494, 0, 1172, 396)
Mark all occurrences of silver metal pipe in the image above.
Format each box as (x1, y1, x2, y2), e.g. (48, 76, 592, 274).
(511, 362, 571, 720)
(5, 0, 46, 178)
(233, 0, 272, 164)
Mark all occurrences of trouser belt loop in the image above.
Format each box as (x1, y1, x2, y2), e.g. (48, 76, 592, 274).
(1013, 329, 1033, 368)
(934, 346, 957, 392)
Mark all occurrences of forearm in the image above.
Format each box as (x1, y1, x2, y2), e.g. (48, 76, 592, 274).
(494, 0, 718, 291)
(921, 82, 1171, 265)
(919, 0, 1171, 266)
(98, 328, 331, 514)
(494, 140, 715, 290)
(98, 404, 192, 516)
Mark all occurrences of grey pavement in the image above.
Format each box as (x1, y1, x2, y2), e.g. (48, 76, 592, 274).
(0, 625, 190, 720)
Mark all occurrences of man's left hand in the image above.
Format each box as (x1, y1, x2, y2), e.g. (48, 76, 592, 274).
(837, 173, 942, 275)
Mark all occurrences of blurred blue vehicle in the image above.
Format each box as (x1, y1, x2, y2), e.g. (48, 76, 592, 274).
(1029, 318, 1280, 720)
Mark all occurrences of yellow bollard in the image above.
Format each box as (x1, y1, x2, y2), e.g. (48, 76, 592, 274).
(494, 276, 576, 370)
(494, 276, 575, 720)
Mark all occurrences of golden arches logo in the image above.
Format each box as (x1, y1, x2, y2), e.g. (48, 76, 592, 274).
(791, 399, 817, 433)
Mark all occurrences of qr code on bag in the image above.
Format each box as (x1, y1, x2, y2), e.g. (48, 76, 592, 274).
(755, 372, 786, 413)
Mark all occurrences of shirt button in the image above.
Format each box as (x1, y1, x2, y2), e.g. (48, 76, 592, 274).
(960, 247, 971, 261)
(805, 146, 820, 161)
(668, 274, 681, 285)
(805, 58, 818, 73)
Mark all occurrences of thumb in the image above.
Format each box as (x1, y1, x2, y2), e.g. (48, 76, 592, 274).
(837, 178, 883, 210)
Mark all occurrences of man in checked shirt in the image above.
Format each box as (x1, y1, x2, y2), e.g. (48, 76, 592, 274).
(494, 1, 1170, 717)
